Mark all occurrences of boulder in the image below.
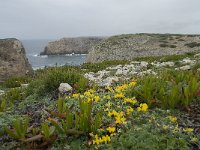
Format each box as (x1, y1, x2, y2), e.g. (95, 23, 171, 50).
(58, 83, 72, 94)
(0, 38, 33, 82)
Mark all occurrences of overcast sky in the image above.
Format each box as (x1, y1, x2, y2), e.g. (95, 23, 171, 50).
(1, 0, 200, 39)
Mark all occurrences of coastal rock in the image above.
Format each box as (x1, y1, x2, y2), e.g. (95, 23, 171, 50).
(41, 37, 104, 55)
(58, 83, 72, 94)
(86, 34, 200, 63)
(0, 38, 33, 82)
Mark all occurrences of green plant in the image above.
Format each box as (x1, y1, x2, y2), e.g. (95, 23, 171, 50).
(0, 99, 6, 112)
(4, 88, 25, 102)
(41, 122, 55, 140)
(134, 76, 158, 106)
(3, 76, 31, 88)
(57, 97, 66, 113)
(50, 100, 102, 135)
(4, 116, 29, 140)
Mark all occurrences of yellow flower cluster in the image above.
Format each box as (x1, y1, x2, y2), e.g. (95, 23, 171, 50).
(108, 111, 126, 124)
(126, 107, 134, 115)
(114, 93, 125, 99)
(115, 84, 128, 93)
(183, 128, 194, 133)
(72, 93, 80, 98)
(167, 116, 177, 122)
(129, 81, 137, 87)
(92, 134, 111, 145)
(137, 103, 148, 112)
(106, 127, 116, 133)
(124, 98, 137, 105)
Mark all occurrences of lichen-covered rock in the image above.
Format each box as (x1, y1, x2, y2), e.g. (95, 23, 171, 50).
(86, 34, 200, 63)
(58, 83, 72, 94)
(40, 37, 104, 55)
(0, 38, 33, 82)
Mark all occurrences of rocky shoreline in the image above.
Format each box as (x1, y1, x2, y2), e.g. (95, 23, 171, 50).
(40, 37, 104, 55)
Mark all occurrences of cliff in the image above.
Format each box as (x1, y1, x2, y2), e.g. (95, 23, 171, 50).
(40, 37, 104, 55)
(0, 38, 33, 82)
(86, 34, 200, 63)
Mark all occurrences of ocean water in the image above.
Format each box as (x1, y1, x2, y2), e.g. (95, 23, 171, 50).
(22, 40, 87, 70)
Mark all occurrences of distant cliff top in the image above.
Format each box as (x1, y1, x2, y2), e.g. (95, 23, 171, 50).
(40, 37, 105, 55)
(86, 33, 200, 63)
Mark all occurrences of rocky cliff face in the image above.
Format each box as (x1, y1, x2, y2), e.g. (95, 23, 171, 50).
(0, 38, 33, 82)
(86, 34, 200, 63)
(40, 37, 104, 55)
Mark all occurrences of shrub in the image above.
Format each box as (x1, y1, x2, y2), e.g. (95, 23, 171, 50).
(185, 42, 200, 48)
(159, 44, 168, 47)
(3, 76, 31, 88)
(27, 68, 89, 97)
(4, 88, 25, 102)
(169, 45, 177, 48)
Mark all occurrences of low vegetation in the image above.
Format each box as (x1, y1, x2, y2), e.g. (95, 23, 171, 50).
(0, 53, 199, 149)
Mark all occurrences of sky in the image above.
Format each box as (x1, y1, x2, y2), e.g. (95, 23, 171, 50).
(1, 0, 200, 39)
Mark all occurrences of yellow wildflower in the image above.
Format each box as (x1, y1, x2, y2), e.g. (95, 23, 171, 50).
(89, 132, 94, 137)
(124, 98, 137, 105)
(72, 93, 80, 98)
(94, 96, 100, 102)
(137, 103, 148, 112)
(191, 137, 198, 143)
(167, 116, 177, 122)
(183, 128, 194, 133)
(126, 107, 134, 114)
(106, 86, 114, 93)
(115, 84, 128, 93)
(106, 127, 116, 133)
(88, 89, 95, 93)
(114, 93, 125, 99)
(108, 110, 118, 117)
(115, 115, 126, 124)
(129, 81, 137, 87)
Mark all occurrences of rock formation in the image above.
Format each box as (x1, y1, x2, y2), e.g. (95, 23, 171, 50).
(86, 34, 200, 63)
(40, 37, 104, 55)
(0, 38, 33, 82)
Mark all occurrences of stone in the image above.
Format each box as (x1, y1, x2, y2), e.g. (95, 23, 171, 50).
(140, 61, 148, 68)
(99, 76, 119, 87)
(179, 65, 191, 70)
(21, 84, 29, 88)
(194, 53, 200, 58)
(58, 83, 72, 94)
(0, 90, 5, 96)
(0, 38, 33, 82)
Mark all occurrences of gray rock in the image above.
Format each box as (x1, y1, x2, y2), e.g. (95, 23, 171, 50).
(0, 38, 33, 82)
(99, 76, 119, 87)
(0, 90, 5, 96)
(179, 65, 191, 70)
(21, 84, 29, 88)
(58, 83, 72, 93)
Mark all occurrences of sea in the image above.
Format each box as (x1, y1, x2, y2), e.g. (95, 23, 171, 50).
(22, 40, 87, 70)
